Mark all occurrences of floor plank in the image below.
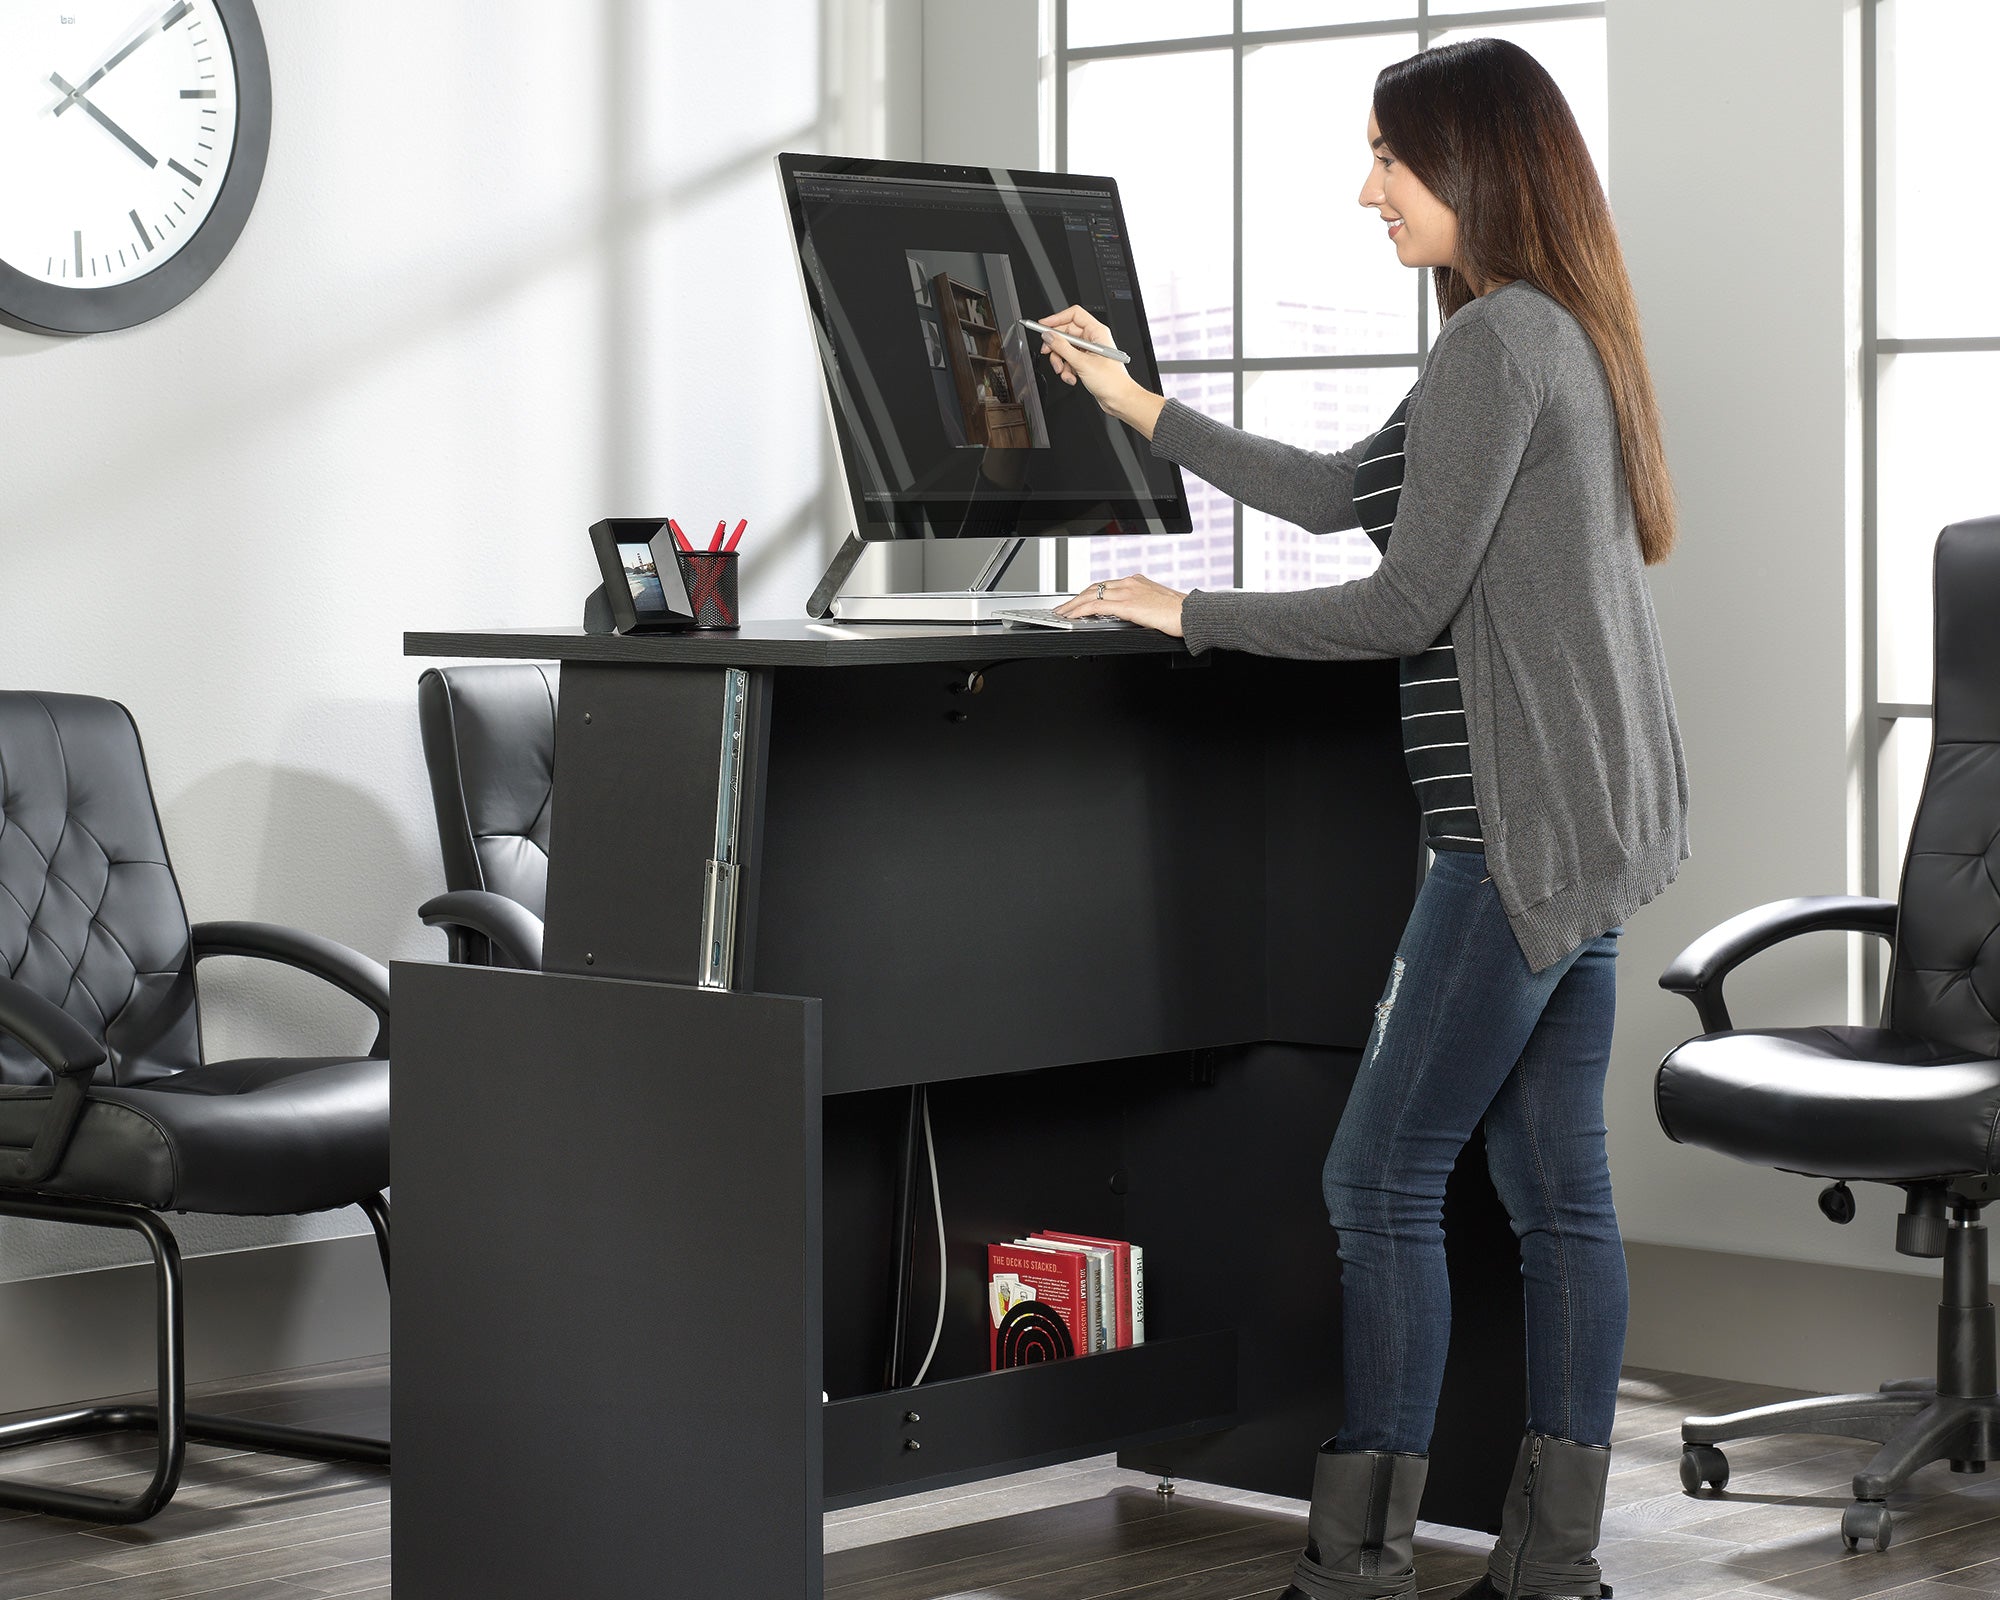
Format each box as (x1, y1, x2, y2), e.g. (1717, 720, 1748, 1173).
(0, 1359, 1986, 1596)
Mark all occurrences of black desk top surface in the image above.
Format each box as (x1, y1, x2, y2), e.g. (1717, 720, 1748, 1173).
(404, 620, 1193, 669)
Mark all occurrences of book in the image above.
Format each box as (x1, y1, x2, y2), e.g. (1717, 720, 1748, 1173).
(1038, 1232, 1144, 1348)
(987, 1242, 1086, 1368)
(1131, 1244, 1145, 1344)
(1023, 1237, 1112, 1352)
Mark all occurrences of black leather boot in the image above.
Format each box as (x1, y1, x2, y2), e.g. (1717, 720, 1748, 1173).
(1451, 1432, 1613, 1599)
(1280, 1445, 1429, 1600)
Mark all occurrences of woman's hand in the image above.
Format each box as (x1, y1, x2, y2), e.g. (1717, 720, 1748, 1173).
(1054, 572, 1187, 637)
(1037, 306, 1167, 440)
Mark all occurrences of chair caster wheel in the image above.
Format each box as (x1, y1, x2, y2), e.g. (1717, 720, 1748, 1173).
(1680, 1444, 1729, 1494)
(1842, 1500, 1892, 1551)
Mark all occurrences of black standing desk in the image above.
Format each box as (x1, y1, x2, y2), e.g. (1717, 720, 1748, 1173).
(394, 621, 1526, 1599)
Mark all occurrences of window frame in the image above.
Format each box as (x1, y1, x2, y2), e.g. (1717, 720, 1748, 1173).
(1047, 0, 1608, 592)
(1858, 0, 1999, 1016)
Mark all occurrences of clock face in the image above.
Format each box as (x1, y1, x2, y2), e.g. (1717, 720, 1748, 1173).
(0, 0, 269, 334)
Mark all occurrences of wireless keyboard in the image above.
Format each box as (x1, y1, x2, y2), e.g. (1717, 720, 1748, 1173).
(991, 608, 1139, 631)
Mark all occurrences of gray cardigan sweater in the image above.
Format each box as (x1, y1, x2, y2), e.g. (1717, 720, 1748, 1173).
(1155, 280, 1690, 973)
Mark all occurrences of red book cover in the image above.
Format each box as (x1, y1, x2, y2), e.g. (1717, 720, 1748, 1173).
(1038, 1232, 1134, 1349)
(987, 1242, 1087, 1369)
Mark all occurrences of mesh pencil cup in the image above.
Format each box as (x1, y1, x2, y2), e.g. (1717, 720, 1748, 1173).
(672, 550, 740, 629)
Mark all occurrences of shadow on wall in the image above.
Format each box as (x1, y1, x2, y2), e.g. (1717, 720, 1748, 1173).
(158, 704, 440, 1069)
(1, 119, 819, 542)
(737, 492, 826, 595)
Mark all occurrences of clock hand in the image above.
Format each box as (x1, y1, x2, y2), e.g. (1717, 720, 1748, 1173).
(49, 73, 158, 168)
(53, 0, 193, 118)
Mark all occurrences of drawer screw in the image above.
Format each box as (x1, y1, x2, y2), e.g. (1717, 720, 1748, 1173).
(904, 1411, 921, 1424)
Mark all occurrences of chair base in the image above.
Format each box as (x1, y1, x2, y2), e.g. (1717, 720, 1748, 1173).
(1682, 1386, 2000, 1552)
(0, 1190, 390, 1524)
(1677, 1211, 1998, 1552)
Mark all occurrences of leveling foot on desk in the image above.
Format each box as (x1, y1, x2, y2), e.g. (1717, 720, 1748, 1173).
(1280, 1445, 1427, 1600)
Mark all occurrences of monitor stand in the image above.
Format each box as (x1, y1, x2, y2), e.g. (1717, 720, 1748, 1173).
(805, 533, 1068, 624)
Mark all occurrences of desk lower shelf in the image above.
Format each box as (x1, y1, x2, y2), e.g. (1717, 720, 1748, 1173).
(824, 1329, 1238, 1509)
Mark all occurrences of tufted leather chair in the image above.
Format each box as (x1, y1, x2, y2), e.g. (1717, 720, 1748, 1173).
(0, 691, 390, 1522)
(1654, 515, 2000, 1554)
(414, 664, 553, 970)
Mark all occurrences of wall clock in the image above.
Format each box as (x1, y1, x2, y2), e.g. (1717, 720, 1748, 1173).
(0, 0, 271, 336)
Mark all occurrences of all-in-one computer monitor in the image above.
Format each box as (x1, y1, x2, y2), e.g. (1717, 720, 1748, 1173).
(777, 153, 1191, 622)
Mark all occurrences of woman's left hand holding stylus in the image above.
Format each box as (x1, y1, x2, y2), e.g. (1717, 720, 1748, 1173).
(1053, 572, 1187, 636)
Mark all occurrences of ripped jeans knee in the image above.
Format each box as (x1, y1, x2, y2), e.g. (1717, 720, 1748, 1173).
(1363, 953, 1407, 1070)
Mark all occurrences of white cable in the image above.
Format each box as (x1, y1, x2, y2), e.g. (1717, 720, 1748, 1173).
(910, 1088, 947, 1387)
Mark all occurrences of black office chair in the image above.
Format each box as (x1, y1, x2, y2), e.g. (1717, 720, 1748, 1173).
(0, 691, 391, 1522)
(415, 663, 554, 970)
(1654, 515, 2000, 1553)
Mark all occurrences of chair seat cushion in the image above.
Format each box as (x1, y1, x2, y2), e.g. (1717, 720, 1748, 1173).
(1656, 1025, 2000, 1182)
(0, 1057, 389, 1214)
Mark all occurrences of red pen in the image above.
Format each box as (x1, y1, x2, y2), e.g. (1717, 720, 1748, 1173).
(668, 519, 694, 553)
(708, 519, 727, 552)
(722, 519, 747, 553)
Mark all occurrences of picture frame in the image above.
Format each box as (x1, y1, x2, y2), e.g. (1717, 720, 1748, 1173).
(588, 518, 698, 633)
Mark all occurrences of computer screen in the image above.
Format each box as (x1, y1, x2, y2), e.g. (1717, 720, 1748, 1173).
(778, 153, 1191, 542)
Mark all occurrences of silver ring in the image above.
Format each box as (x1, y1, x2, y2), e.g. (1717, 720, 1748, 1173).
(1097, 583, 1108, 601)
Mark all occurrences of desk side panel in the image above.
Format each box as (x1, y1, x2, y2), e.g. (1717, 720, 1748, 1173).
(392, 962, 823, 1599)
(542, 662, 730, 985)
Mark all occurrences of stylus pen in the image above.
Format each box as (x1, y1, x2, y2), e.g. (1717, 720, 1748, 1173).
(1020, 319, 1132, 366)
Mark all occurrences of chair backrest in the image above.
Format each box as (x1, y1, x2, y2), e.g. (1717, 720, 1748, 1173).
(0, 693, 199, 1085)
(416, 664, 557, 921)
(1884, 515, 2000, 1058)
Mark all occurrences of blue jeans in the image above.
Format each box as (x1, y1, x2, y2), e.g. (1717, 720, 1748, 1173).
(1324, 848, 1626, 1453)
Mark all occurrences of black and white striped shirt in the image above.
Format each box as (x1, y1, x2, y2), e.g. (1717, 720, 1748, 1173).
(1350, 392, 1485, 854)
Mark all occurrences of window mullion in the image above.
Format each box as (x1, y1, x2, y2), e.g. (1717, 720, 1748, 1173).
(1054, 0, 1069, 594)
(1860, 0, 1883, 1019)
(1232, 0, 1245, 589)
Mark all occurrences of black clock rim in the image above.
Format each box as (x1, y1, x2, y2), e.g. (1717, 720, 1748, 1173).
(0, 0, 272, 337)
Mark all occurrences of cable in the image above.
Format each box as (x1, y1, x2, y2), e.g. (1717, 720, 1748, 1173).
(910, 1087, 948, 1387)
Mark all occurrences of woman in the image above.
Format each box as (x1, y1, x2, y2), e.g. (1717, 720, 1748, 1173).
(1038, 38, 1689, 1600)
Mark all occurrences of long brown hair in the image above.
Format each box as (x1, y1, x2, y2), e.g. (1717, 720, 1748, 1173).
(1374, 38, 1677, 565)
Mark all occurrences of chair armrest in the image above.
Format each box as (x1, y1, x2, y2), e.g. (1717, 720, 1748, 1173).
(1658, 895, 1899, 1033)
(0, 977, 107, 1186)
(0, 978, 106, 1080)
(192, 921, 392, 1057)
(418, 891, 544, 972)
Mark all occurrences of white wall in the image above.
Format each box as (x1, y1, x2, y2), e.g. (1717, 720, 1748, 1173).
(0, 0, 1913, 1317)
(0, 0, 866, 1279)
(1604, 0, 1902, 1276)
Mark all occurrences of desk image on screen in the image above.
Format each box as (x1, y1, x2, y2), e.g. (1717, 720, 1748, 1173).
(907, 250, 1052, 450)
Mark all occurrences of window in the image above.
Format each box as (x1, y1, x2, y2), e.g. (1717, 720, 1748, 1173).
(1046, 1, 1608, 596)
(1866, 0, 2000, 947)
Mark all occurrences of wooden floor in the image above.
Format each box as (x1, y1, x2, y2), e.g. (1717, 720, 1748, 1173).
(0, 1356, 390, 1599)
(0, 1362, 1994, 1596)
